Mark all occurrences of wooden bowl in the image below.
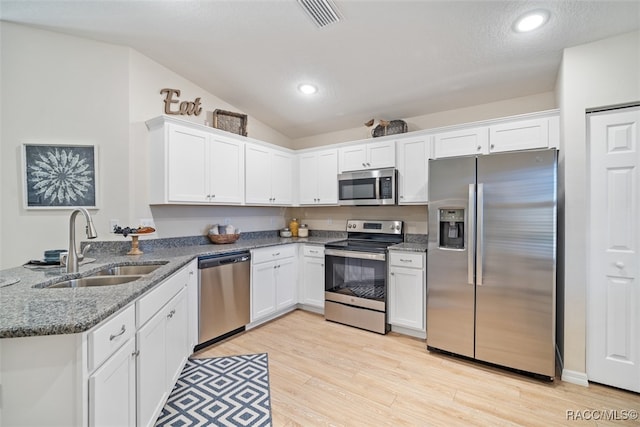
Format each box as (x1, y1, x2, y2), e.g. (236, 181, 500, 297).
(208, 233, 240, 244)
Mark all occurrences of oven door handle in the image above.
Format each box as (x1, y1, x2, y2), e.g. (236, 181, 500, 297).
(325, 249, 386, 261)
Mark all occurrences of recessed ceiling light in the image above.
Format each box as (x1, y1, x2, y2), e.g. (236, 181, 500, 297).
(298, 84, 318, 95)
(513, 10, 549, 33)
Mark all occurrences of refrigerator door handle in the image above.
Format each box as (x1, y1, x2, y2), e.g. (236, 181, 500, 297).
(477, 183, 484, 286)
(468, 184, 475, 285)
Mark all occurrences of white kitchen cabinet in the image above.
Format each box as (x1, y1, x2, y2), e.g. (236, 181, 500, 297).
(339, 140, 395, 172)
(186, 259, 198, 352)
(251, 245, 297, 323)
(299, 245, 325, 310)
(148, 119, 244, 205)
(488, 116, 558, 153)
(245, 143, 294, 205)
(434, 126, 489, 158)
(396, 136, 431, 204)
(299, 149, 338, 205)
(388, 251, 426, 336)
(137, 287, 188, 427)
(89, 338, 136, 427)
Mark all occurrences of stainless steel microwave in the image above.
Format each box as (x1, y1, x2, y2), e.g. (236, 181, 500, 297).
(337, 168, 397, 206)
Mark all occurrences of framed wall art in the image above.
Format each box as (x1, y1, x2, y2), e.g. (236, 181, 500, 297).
(212, 109, 248, 136)
(22, 143, 99, 209)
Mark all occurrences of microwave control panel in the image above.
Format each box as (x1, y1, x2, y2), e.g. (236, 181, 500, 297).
(380, 176, 393, 198)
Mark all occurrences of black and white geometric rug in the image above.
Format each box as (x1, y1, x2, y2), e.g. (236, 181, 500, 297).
(155, 353, 272, 427)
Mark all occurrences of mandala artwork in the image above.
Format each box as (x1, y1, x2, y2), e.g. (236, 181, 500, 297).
(24, 145, 96, 208)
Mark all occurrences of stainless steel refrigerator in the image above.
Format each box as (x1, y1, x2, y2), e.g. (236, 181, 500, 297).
(426, 149, 557, 378)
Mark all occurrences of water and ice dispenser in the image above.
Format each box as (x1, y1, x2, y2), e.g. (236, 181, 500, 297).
(439, 209, 465, 249)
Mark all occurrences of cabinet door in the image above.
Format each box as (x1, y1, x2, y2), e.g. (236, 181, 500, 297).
(251, 262, 277, 321)
(275, 257, 297, 310)
(89, 338, 136, 427)
(165, 288, 188, 388)
(316, 149, 338, 204)
(489, 118, 549, 153)
(388, 266, 425, 331)
(167, 124, 209, 203)
(339, 145, 367, 172)
(298, 152, 319, 205)
(302, 256, 325, 308)
(271, 151, 293, 205)
(209, 136, 244, 203)
(367, 140, 396, 169)
(137, 308, 168, 427)
(434, 127, 489, 158)
(245, 144, 272, 204)
(186, 259, 198, 352)
(397, 138, 429, 204)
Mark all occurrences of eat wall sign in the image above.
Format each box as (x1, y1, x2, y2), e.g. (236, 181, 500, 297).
(160, 88, 202, 116)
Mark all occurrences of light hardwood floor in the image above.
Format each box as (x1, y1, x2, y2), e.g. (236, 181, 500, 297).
(195, 310, 640, 426)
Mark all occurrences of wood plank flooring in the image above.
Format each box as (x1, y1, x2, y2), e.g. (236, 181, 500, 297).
(195, 310, 640, 426)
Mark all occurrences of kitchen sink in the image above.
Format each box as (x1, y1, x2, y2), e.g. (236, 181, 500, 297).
(89, 263, 166, 276)
(46, 275, 143, 288)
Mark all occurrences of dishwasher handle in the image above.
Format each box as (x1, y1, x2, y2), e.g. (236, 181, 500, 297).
(198, 252, 251, 269)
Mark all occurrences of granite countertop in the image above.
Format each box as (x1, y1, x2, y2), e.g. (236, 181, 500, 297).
(0, 235, 335, 339)
(0, 232, 425, 339)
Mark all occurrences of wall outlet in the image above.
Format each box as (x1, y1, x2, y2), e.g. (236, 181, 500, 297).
(109, 219, 119, 232)
(327, 218, 333, 225)
(139, 218, 155, 227)
(224, 218, 230, 225)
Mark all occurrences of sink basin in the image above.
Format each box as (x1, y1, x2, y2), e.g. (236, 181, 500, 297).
(46, 275, 143, 289)
(90, 263, 165, 276)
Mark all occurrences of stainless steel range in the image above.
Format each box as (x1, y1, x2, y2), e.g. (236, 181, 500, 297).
(324, 219, 404, 334)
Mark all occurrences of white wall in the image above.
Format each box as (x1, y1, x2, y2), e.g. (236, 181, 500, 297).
(558, 30, 640, 382)
(292, 92, 556, 149)
(0, 22, 130, 269)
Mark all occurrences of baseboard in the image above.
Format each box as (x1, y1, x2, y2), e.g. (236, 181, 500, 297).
(561, 369, 589, 387)
(390, 325, 426, 339)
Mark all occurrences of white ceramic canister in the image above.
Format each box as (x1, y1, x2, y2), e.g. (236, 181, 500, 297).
(298, 224, 309, 238)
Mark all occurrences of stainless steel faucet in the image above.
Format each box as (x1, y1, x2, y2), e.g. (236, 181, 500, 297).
(65, 207, 98, 273)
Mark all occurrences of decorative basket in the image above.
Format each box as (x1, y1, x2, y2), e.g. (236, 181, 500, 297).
(372, 119, 408, 137)
(208, 233, 240, 244)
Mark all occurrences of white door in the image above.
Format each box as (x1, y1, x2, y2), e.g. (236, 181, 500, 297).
(271, 151, 293, 205)
(245, 144, 272, 204)
(298, 152, 318, 205)
(165, 289, 188, 388)
(396, 138, 429, 204)
(587, 106, 640, 393)
(167, 125, 209, 202)
(209, 136, 244, 204)
(275, 257, 297, 310)
(137, 309, 168, 427)
(367, 141, 396, 169)
(251, 262, 277, 321)
(89, 339, 136, 427)
(302, 256, 325, 308)
(339, 144, 367, 172)
(316, 149, 338, 204)
(388, 267, 425, 331)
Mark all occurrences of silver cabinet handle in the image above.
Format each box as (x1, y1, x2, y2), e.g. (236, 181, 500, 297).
(615, 261, 625, 269)
(477, 145, 482, 150)
(167, 309, 176, 319)
(367, 162, 371, 167)
(399, 259, 412, 263)
(132, 350, 140, 357)
(390, 272, 395, 276)
(110, 325, 126, 341)
(272, 252, 280, 256)
(490, 144, 495, 149)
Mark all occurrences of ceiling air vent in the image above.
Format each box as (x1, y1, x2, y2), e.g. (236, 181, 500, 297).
(297, 0, 341, 28)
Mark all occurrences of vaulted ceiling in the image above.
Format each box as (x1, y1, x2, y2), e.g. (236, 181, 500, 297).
(2, 0, 639, 139)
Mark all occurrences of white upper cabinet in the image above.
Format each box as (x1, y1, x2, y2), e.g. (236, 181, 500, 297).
(489, 116, 558, 153)
(147, 118, 244, 205)
(245, 143, 294, 205)
(339, 140, 395, 172)
(433, 113, 559, 159)
(298, 148, 338, 205)
(396, 136, 431, 204)
(434, 127, 489, 158)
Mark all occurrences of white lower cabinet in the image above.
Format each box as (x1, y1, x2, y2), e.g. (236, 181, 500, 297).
(300, 245, 325, 310)
(388, 251, 426, 336)
(186, 258, 198, 352)
(89, 338, 136, 427)
(251, 245, 297, 323)
(137, 287, 189, 427)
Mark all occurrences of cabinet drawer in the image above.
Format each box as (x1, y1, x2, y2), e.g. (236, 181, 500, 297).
(137, 267, 189, 328)
(303, 245, 324, 258)
(88, 305, 135, 372)
(252, 244, 296, 264)
(389, 252, 424, 269)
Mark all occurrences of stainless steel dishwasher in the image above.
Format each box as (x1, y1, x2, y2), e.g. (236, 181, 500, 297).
(197, 251, 251, 350)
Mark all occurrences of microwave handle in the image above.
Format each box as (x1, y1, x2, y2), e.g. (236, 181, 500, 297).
(375, 177, 381, 200)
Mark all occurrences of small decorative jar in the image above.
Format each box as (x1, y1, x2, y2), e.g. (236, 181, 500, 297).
(298, 224, 309, 238)
(289, 218, 299, 237)
(280, 228, 292, 238)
